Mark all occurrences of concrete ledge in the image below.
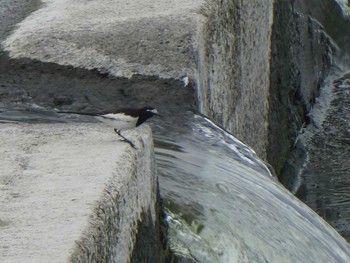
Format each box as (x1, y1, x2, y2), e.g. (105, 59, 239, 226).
(0, 123, 161, 262)
(2, 0, 204, 79)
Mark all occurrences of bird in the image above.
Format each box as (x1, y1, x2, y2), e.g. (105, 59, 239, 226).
(57, 106, 160, 148)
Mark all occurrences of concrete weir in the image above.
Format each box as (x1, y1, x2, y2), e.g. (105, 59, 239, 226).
(2, 0, 350, 262)
(0, 0, 204, 261)
(0, 124, 161, 262)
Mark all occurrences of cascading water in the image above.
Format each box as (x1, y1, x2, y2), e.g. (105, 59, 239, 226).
(151, 112, 350, 262)
(2, 0, 350, 261)
(2, 108, 350, 262)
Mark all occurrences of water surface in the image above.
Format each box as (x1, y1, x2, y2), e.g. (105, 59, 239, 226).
(151, 112, 350, 262)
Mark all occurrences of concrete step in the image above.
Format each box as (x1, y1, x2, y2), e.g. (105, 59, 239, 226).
(0, 123, 162, 263)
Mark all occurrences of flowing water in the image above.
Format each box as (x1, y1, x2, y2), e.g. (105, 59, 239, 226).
(2, 0, 350, 261)
(151, 112, 350, 262)
(2, 107, 350, 262)
(152, 2, 350, 260)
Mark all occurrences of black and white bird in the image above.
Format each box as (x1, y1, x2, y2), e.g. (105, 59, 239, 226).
(58, 106, 160, 148)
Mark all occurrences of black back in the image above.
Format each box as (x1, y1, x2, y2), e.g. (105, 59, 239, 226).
(57, 106, 158, 126)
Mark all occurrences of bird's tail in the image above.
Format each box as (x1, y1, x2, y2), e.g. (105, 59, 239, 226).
(56, 110, 99, 116)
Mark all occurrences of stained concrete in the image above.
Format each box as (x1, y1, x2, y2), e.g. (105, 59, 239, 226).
(0, 123, 161, 262)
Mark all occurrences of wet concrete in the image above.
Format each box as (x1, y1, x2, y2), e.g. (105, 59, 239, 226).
(268, 0, 336, 180)
(296, 73, 350, 241)
(270, 0, 350, 242)
(0, 51, 195, 115)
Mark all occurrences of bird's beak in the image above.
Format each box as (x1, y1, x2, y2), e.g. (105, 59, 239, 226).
(150, 109, 162, 117)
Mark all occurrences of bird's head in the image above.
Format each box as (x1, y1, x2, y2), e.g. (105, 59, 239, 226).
(142, 106, 161, 117)
(136, 106, 161, 126)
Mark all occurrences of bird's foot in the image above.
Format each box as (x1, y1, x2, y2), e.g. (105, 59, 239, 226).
(114, 129, 136, 149)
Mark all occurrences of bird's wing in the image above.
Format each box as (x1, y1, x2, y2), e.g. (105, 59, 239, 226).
(98, 113, 138, 130)
(100, 113, 135, 121)
(56, 110, 100, 116)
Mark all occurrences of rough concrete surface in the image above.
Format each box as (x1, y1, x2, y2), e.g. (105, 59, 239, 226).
(2, 0, 204, 79)
(0, 1, 200, 261)
(0, 0, 42, 42)
(269, 1, 336, 185)
(0, 123, 160, 262)
(197, 0, 274, 160)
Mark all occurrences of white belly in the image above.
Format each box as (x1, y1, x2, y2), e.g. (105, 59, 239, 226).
(95, 113, 138, 130)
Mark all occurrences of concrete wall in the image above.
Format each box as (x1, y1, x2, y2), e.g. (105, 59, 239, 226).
(268, 0, 336, 188)
(0, 124, 164, 263)
(197, 0, 335, 184)
(198, 0, 274, 160)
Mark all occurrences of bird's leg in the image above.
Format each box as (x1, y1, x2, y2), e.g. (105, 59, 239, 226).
(114, 129, 136, 149)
